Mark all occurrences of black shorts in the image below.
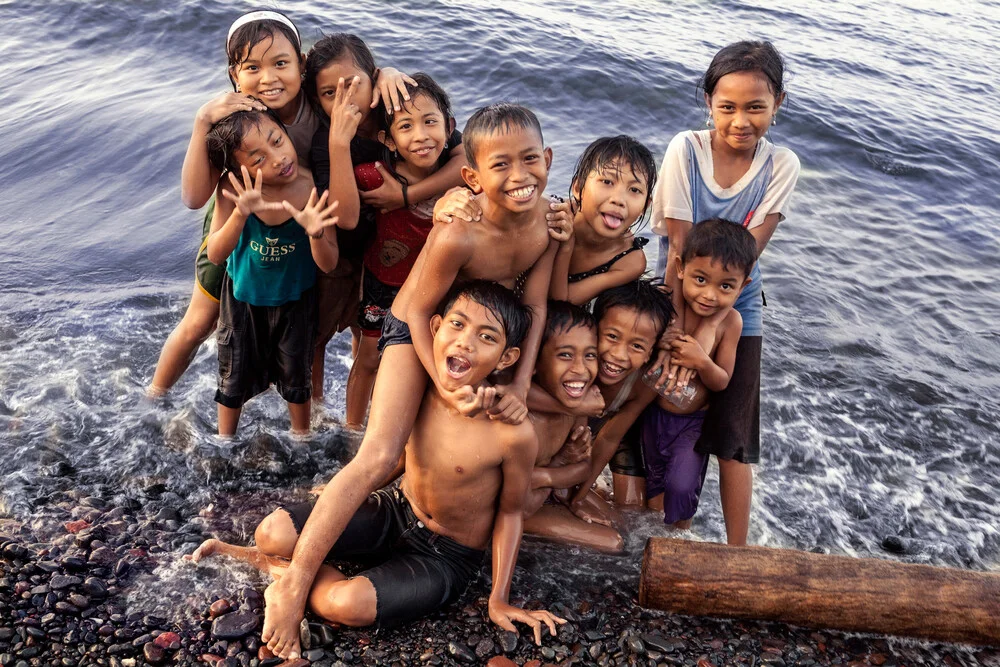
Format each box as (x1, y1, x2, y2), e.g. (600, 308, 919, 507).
(359, 269, 400, 338)
(214, 273, 317, 409)
(377, 310, 412, 354)
(610, 418, 646, 476)
(281, 486, 484, 627)
(695, 335, 762, 464)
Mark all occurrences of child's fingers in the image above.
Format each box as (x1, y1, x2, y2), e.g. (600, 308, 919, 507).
(320, 198, 340, 218)
(401, 73, 418, 87)
(281, 201, 300, 217)
(220, 189, 241, 205)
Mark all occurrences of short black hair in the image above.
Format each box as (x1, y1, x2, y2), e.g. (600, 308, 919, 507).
(227, 13, 302, 91)
(206, 109, 287, 174)
(542, 300, 596, 348)
(680, 218, 758, 279)
(463, 103, 543, 168)
(570, 136, 657, 229)
(593, 279, 674, 340)
(439, 280, 531, 350)
(304, 33, 378, 112)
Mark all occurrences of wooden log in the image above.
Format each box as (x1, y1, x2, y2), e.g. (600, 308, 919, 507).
(639, 537, 1000, 646)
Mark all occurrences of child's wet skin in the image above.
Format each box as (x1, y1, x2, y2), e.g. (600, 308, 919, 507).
(597, 306, 659, 385)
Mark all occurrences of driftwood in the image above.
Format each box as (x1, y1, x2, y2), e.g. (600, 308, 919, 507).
(639, 537, 1000, 646)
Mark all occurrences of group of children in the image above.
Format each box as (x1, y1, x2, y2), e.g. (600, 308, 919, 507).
(169, 10, 801, 659)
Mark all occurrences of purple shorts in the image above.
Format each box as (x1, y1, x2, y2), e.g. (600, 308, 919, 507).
(641, 406, 709, 524)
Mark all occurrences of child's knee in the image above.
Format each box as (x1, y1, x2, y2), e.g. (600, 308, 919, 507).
(179, 311, 216, 344)
(254, 510, 298, 558)
(317, 578, 377, 627)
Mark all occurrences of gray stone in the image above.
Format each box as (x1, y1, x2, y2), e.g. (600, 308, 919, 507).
(210, 612, 259, 640)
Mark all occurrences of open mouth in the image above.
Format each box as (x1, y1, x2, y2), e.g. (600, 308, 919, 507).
(562, 380, 587, 398)
(257, 88, 285, 100)
(505, 185, 536, 202)
(279, 163, 294, 178)
(410, 145, 436, 158)
(601, 213, 624, 230)
(446, 355, 472, 378)
(600, 360, 628, 380)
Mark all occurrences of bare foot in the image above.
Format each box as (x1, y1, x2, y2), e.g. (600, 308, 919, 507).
(262, 577, 308, 660)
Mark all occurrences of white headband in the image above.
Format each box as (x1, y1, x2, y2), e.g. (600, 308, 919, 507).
(227, 11, 299, 48)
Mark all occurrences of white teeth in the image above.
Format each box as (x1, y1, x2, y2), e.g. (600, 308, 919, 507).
(506, 185, 536, 200)
(602, 361, 625, 376)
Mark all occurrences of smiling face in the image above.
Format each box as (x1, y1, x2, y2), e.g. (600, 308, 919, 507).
(706, 70, 784, 154)
(596, 306, 659, 386)
(230, 33, 303, 115)
(573, 161, 649, 238)
(678, 255, 750, 318)
(314, 55, 374, 124)
(464, 126, 551, 214)
(536, 324, 599, 409)
(382, 93, 449, 174)
(430, 295, 520, 392)
(232, 117, 298, 184)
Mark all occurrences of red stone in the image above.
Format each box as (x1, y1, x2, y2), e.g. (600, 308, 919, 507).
(524, 661, 542, 667)
(209, 599, 232, 618)
(868, 654, 887, 666)
(697, 659, 717, 667)
(486, 658, 517, 667)
(200, 654, 223, 664)
(65, 520, 90, 533)
(129, 548, 147, 558)
(153, 631, 181, 650)
(258, 646, 275, 660)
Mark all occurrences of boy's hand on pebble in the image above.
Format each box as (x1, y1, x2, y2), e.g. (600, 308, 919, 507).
(197, 92, 267, 126)
(328, 76, 363, 145)
(282, 188, 340, 239)
(433, 187, 482, 223)
(370, 67, 417, 113)
(488, 599, 566, 646)
(360, 163, 405, 212)
(546, 197, 574, 242)
(222, 166, 285, 217)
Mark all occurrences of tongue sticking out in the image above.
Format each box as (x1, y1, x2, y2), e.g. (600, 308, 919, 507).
(447, 356, 472, 376)
(602, 213, 624, 230)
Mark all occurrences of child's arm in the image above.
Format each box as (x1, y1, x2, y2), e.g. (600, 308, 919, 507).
(489, 428, 566, 645)
(548, 236, 574, 301)
(532, 421, 591, 489)
(670, 310, 743, 392)
(325, 78, 364, 232)
(281, 189, 342, 273)
(528, 383, 605, 417)
(206, 168, 284, 265)
(362, 143, 467, 212)
(181, 93, 267, 209)
(565, 248, 646, 306)
(571, 383, 657, 507)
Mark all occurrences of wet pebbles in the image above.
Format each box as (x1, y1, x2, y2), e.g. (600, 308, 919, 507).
(1, 494, 998, 667)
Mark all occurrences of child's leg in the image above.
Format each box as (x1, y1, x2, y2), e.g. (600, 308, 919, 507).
(149, 285, 219, 395)
(345, 335, 381, 429)
(287, 402, 310, 435)
(218, 404, 242, 437)
(524, 504, 624, 554)
(611, 420, 647, 506)
(718, 458, 753, 545)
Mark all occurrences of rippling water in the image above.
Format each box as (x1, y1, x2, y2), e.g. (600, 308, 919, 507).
(3, 0, 999, 629)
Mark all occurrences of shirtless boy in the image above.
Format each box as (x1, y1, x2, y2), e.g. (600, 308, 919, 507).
(522, 300, 624, 553)
(256, 104, 568, 659)
(642, 218, 754, 528)
(189, 282, 564, 649)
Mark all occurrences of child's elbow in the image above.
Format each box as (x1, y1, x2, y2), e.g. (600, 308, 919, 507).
(206, 246, 227, 266)
(315, 252, 338, 274)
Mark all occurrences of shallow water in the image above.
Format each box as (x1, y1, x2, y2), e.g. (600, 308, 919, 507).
(2, 0, 999, 642)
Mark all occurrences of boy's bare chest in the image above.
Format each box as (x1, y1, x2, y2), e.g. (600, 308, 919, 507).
(462, 226, 548, 284)
(409, 419, 505, 482)
(531, 413, 574, 465)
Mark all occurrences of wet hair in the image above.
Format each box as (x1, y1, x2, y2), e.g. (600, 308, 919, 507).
(702, 40, 786, 99)
(570, 136, 658, 230)
(592, 279, 674, 341)
(463, 103, 543, 168)
(439, 280, 531, 350)
(680, 218, 758, 279)
(541, 300, 597, 348)
(206, 109, 287, 174)
(378, 73, 454, 176)
(226, 12, 303, 91)
(304, 33, 378, 110)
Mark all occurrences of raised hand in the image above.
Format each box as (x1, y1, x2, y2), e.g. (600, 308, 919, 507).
(222, 166, 285, 217)
(488, 600, 566, 646)
(197, 92, 267, 126)
(282, 189, 340, 238)
(546, 196, 574, 242)
(328, 76, 364, 145)
(433, 187, 482, 223)
(370, 67, 418, 113)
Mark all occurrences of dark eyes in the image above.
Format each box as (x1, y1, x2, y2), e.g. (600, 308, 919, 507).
(481, 333, 497, 343)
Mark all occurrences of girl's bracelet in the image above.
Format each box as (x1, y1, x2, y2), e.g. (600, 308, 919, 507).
(401, 182, 410, 209)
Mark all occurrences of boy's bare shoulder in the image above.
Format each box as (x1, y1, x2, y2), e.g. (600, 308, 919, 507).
(496, 419, 539, 461)
(425, 218, 478, 255)
(720, 308, 744, 337)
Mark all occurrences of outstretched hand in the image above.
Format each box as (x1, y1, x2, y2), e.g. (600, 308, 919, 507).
(282, 188, 340, 238)
(222, 166, 285, 217)
(489, 600, 566, 646)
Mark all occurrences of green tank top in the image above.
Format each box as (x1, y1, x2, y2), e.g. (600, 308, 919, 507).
(227, 214, 316, 306)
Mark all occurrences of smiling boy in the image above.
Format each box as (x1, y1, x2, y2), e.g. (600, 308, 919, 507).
(190, 282, 564, 644)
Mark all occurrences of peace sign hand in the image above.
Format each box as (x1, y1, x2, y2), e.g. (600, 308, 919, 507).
(328, 76, 364, 145)
(282, 188, 340, 239)
(222, 166, 285, 217)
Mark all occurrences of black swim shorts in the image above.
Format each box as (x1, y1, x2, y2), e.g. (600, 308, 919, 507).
(609, 418, 646, 477)
(376, 309, 412, 354)
(281, 486, 484, 627)
(359, 269, 400, 338)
